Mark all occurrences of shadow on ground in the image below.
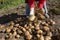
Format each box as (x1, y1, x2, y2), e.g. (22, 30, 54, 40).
(0, 13, 28, 25)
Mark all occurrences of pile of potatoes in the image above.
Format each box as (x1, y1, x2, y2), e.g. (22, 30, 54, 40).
(0, 14, 59, 40)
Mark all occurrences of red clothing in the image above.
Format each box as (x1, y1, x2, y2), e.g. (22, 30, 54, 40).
(28, 0, 46, 9)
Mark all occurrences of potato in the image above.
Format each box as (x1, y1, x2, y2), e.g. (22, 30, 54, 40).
(24, 24, 27, 27)
(47, 22, 50, 25)
(0, 25, 5, 28)
(51, 21, 56, 25)
(10, 21, 15, 26)
(12, 27, 18, 31)
(43, 26, 50, 31)
(24, 31, 30, 36)
(30, 26, 34, 29)
(41, 22, 48, 26)
(22, 28, 26, 32)
(26, 35, 32, 40)
(5, 35, 9, 39)
(9, 25, 14, 29)
(48, 19, 56, 25)
(6, 28, 11, 33)
(37, 20, 42, 24)
(29, 23, 34, 29)
(9, 33, 13, 38)
(44, 36, 51, 40)
(36, 34, 40, 38)
(40, 35, 44, 40)
(28, 23, 32, 27)
(2, 28, 6, 33)
(35, 26, 40, 31)
(24, 24, 29, 30)
(25, 31, 32, 40)
(36, 30, 43, 34)
(24, 26, 29, 30)
(15, 24, 19, 28)
(47, 32, 52, 37)
(28, 28, 32, 33)
(13, 31, 17, 36)
(15, 34, 20, 38)
(17, 29, 22, 34)
(37, 34, 44, 40)
(34, 23, 39, 27)
(38, 14, 45, 20)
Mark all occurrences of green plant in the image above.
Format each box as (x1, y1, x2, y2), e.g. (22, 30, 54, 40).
(0, 0, 25, 10)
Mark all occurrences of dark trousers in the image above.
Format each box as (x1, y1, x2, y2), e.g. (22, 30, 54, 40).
(25, 0, 38, 3)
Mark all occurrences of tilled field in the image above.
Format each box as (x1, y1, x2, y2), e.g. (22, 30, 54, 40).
(0, 13, 60, 40)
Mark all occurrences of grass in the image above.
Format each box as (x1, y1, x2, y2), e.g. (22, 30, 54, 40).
(0, 0, 25, 10)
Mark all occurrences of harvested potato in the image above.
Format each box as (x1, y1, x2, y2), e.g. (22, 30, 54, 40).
(25, 31, 32, 40)
(9, 33, 13, 38)
(35, 26, 40, 31)
(38, 14, 45, 20)
(47, 32, 52, 37)
(15, 24, 19, 28)
(24, 26, 29, 30)
(29, 23, 34, 29)
(2, 28, 6, 33)
(36, 30, 43, 34)
(12, 27, 18, 31)
(24, 31, 30, 36)
(48, 19, 56, 25)
(43, 26, 50, 31)
(6, 28, 11, 33)
(28, 28, 32, 33)
(17, 29, 22, 34)
(13, 31, 17, 36)
(37, 34, 44, 40)
(9, 25, 14, 29)
(40, 35, 44, 40)
(52, 21, 56, 25)
(10, 21, 15, 26)
(22, 28, 26, 32)
(0, 25, 5, 28)
(41, 22, 48, 26)
(5, 35, 9, 39)
(44, 36, 51, 40)
(36, 34, 40, 38)
(15, 34, 20, 38)
(26, 35, 32, 40)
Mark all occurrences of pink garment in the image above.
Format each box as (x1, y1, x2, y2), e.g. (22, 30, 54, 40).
(28, 0, 46, 9)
